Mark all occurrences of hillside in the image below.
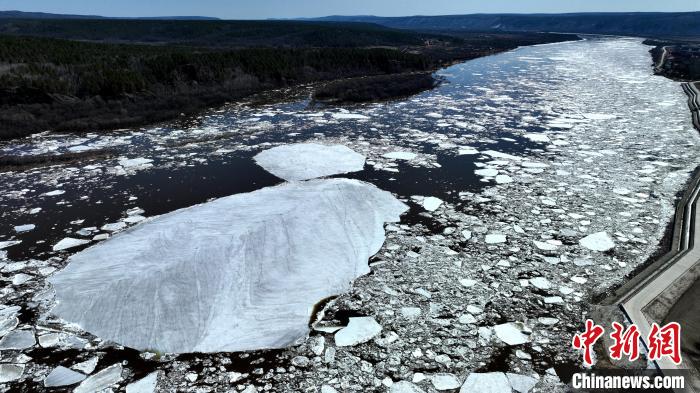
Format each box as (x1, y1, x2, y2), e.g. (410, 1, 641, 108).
(314, 12, 700, 39)
(0, 10, 219, 20)
(0, 18, 453, 48)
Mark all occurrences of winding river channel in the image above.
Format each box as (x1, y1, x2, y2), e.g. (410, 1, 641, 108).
(0, 36, 698, 392)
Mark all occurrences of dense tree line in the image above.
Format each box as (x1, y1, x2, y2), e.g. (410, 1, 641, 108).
(0, 36, 430, 99)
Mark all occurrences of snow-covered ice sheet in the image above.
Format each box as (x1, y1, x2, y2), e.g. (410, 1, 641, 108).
(253, 143, 366, 181)
(50, 178, 406, 353)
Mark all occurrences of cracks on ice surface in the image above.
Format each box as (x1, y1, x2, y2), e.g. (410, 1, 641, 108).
(49, 145, 406, 353)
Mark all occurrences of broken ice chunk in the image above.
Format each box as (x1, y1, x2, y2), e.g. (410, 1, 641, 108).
(460, 372, 511, 393)
(335, 317, 382, 347)
(73, 364, 123, 393)
(485, 234, 506, 244)
(422, 197, 444, 212)
(52, 238, 90, 252)
(493, 322, 529, 346)
(0, 364, 24, 383)
(0, 240, 21, 250)
(254, 143, 365, 181)
(383, 151, 417, 160)
(579, 232, 615, 251)
(44, 366, 86, 387)
(13, 224, 35, 233)
(125, 371, 159, 393)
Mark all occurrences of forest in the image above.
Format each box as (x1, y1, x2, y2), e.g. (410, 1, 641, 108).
(0, 18, 578, 139)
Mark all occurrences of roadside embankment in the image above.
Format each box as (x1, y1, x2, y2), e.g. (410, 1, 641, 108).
(682, 81, 700, 131)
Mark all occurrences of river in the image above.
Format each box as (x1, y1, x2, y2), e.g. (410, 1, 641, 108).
(0, 37, 697, 392)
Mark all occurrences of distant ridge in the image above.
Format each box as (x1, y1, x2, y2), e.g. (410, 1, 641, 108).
(0, 10, 219, 20)
(312, 12, 700, 38)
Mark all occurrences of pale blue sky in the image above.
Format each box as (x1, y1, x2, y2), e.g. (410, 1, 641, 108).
(1, 0, 698, 19)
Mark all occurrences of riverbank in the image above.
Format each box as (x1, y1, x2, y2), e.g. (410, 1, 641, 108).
(682, 81, 700, 131)
(0, 31, 579, 140)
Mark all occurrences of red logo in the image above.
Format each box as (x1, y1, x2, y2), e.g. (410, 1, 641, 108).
(573, 321, 682, 366)
(648, 322, 682, 365)
(609, 322, 640, 361)
(572, 319, 605, 366)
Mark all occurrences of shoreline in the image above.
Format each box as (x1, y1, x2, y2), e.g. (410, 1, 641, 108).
(682, 81, 700, 131)
(0, 33, 580, 141)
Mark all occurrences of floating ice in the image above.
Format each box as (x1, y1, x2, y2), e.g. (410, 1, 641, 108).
(334, 317, 382, 347)
(485, 234, 506, 244)
(50, 178, 406, 353)
(495, 175, 513, 184)
(52, 238, 91, 252)
(74, 364, 122, 393)
(331, 113, 369, 120)
(118, 157, 153, 168)
(493, 322, 529, 345)
(254, 143, 365, 181)
(457, 147, 479, 155)
(43, 190, 65, 197)
(0, 364, 24, 383)
(422, 197, 444, 212)
(0, 240, 21, 250)
(126, 371, 159, 393)
(44, 366, 86, 387)
(475, 168, 498, 177)
(523, 133, 551, 143)
(383, 151, 417, 160)
(459, 372, 511, 393)
(579, 232, 615, 251)
(390, 382, 426, 393)
(14, 224, 35, 233)
(431, 373, 461, 390)
(0, 330, 35, 350)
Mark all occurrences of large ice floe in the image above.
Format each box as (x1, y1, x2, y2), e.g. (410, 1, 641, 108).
(49, 144, 406, 353)
(253, 143, 365, 181)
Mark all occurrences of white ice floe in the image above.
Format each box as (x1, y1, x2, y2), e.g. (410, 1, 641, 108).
(431, 373, 461, 390)
(52, 238, 91, 252)
(0, 240, 21, 250)
(383, 151, 417, 160)
(475, 168, 498, 177)
(44, 366, 86, 387)
(0, 330, 35, 350)
(254, 143, 365, 181)
(422, 197, 444, 212)
(583, 113, 617, 120)
(459, 372, 511, 393)
(125, 371, 159, 393)
(495, 175, 513, 184)
(43, 190, 65, 197)
(579, 232, 615, 251)
(390, 381, 426, 393)
(493, 322, 529, 346)
(457, 147, 479, 155)
(118, 157, 153, 169)
(533, 240, 558, 251)
(49, 178, 406, 353)
(331, 113, 369, 120)
(13, 224, 35, 233)
(0, 364, 24, 383)
(459, 371, 538, 392)
(485, 234, 506, 244)
(73, 364, 122, 393)
(523, 133, 551, 143)
(529, 277, 551, 290)
(334, 317, 382, 347)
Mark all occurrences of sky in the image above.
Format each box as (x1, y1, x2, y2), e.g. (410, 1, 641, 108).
(1, 0, 698, 19)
